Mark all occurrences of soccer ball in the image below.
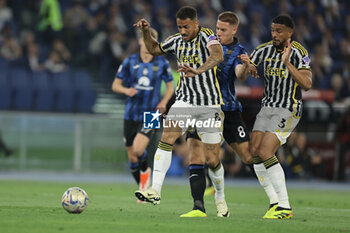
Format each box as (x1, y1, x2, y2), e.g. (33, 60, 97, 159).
(61, 187, 88, 213)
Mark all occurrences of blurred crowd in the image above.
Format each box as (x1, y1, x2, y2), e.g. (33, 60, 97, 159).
(1, 0, 349, 179)
(0, 0, 349, 94)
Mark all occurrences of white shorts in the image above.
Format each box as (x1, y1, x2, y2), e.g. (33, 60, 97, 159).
(252, 107, 300, 145)
(166, 100, 224, 144)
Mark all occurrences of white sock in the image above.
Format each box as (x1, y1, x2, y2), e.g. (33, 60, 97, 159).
(266, 161, 291, 209)
(254, 163, 278, 204)
(151, 145, 172, 195)
(208, 162, 225, 202)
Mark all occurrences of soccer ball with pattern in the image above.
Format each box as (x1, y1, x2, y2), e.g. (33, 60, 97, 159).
(61, 187, 88, 213)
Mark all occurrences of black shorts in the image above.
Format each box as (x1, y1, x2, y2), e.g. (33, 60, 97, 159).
(186, 110, 249, 144)
(124, 119, 154, 147)
(222, 110, 249, 144)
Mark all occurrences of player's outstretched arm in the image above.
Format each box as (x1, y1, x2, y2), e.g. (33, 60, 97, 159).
(282, 39, 312, 91)
(112, 78, 138, 97)
(134, 19, 163, 56)
(235, 54, 251, 81)
(197, 44, 224, 74)
(177, 44, 224, 77)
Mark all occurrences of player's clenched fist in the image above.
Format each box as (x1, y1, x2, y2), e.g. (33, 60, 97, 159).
(133, 19, 150, 31)
(237, 54, 250, 65)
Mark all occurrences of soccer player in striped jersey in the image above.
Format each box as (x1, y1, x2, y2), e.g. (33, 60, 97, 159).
(182, 11, 275, 218)
(249, 15, 312, 219)
(134, 7, 226, 209)
(112, 28, 174, 199)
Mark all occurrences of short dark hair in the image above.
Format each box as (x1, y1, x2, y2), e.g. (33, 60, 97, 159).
(272, 15, 294, 29)
(176, 6, 197, 20)
(218, 11, 239, 27)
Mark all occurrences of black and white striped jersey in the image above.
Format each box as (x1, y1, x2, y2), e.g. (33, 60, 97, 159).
(250, 40, 311, 116)
(159, 27, 223, 106)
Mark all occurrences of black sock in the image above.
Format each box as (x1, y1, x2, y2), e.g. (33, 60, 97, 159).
(129, 162, 140, 184)
(138, 151, 148, 172)
(189, 164, 206, 212)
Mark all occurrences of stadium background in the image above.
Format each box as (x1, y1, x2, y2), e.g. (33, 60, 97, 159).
(0, 0, 349, 182)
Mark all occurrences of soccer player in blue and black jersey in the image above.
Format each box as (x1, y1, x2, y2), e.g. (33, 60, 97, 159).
(112, 28, 174, 197)
(183, 11, 276, 217)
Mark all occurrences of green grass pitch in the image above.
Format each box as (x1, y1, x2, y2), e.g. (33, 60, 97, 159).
(0, 180, 349, 233)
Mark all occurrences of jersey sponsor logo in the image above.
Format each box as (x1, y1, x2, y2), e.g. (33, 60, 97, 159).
(135, 68, 154, 90)
(179, 54, 201, 65)
(265, 65, 287, 78)
(135, 76, 154, 90)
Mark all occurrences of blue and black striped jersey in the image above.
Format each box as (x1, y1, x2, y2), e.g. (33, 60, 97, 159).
(217, 37, 246, 112)
(116, 54, 173, 121)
